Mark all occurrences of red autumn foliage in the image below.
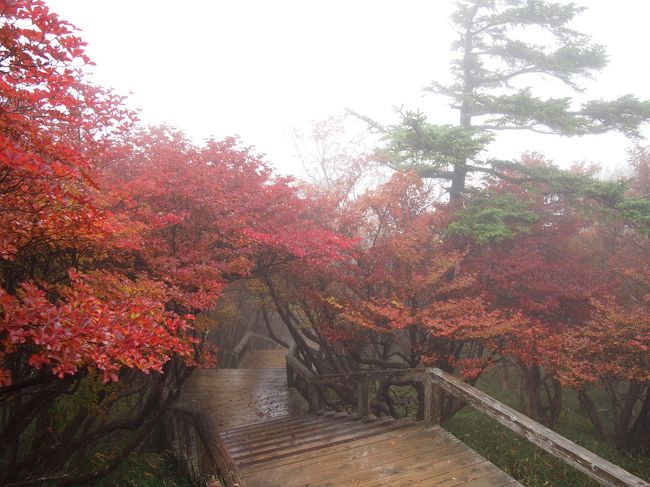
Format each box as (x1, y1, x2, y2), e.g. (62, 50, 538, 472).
(0, 1, 350, 387)
(1, 271, 194, 384)
(2, 2, 650, 481)
(0, 2, 357, 483)
(264, 172, 520, 405)
(340, 173, 519, 376)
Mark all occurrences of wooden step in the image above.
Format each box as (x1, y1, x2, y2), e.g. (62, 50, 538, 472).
(229, 416, 411, 468)
(220, 415, 522, 487)
(222, 415, 363, 451)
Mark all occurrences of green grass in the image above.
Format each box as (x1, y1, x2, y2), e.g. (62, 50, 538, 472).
(444, 368, 650, 486)
(89, 451, 192, 487)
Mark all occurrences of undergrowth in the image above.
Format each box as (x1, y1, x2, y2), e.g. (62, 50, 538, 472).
(88, 450, 191, 487)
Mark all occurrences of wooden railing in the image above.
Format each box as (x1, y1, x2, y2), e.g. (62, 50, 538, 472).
(164, 405, 234, 486)
(286, 346, 650, 487)
(286, 343, 439, 421)
(218, 331, 286, 368)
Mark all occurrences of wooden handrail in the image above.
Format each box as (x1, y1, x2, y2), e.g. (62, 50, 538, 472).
(286, 345, 425, 420)
(427, 368, 649, 487)
(284, 347, 649, 487)
(310, 368, 424, 384)
(167, 405, 245, 486)
(219, 331, 286, 368)
(286, 348, 315, 380)
(285, 345, 321, 412)
(232, 331, 280, 355)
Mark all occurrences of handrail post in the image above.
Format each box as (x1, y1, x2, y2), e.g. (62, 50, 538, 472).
(286, 359, 295, 388)
(423, 374, 436, 425)
(357, 375, 371, 421)
(423, 372, 443, 425)
(431, 381, 443, 425)
(307, 379, 319, 412)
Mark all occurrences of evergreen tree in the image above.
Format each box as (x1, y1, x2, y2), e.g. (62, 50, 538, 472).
(361, 0, 650, 201)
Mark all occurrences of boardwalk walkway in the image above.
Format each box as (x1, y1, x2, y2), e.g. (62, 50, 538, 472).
(180, 367, 306, 431)
(179, 350, 521, 486)
(223, 413, 520, 486)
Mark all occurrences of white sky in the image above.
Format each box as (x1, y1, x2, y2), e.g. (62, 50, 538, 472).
(47, 0, 650, 178)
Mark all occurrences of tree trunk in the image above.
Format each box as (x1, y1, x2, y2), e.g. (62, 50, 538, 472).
(578, 389, 607, 440)
(626, 385, 650, 452)
(614, 382, 642, 450)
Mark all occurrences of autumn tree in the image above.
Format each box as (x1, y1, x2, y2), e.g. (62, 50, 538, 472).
(262, 172, 521, 419)
(0, 3, 190, 483)
(446, 155, 614, 426)
(440, 149, 650, 440)
(342, 0, 650, 433)
(0, 2, 353, 484)
(545, 149, 650, 450)
(1, 119, 352, 484)
(551, 304, 650, 451)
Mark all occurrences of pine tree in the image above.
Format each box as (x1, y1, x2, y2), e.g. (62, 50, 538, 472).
(362, 0, 650, 201)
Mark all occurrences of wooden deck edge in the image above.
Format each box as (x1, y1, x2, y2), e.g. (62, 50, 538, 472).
(167, 405, 246, 487)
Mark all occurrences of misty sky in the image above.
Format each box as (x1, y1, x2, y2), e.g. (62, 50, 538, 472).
(48, 0, 650, 177)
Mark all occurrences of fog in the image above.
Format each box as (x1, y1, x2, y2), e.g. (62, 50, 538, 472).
(48, 0, 650, 177)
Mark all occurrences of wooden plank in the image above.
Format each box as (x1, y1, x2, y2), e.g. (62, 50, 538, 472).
(241, 423, 520, 487)
(242, 424, 434, 477)
(178, 368, 308, 439)
(220, 416, 299, 436)
(221, 410, 347, 436)
(236, 419, 413, 469)
(225, 416, 363, 453)
(456, 468, 524, 487)
(223, 331, 285, 369)
(224, 414, 355, 442)
(232, 417, 398, 463)
(310, 368, 424, 385)
(221, 414, 343, 443)
(413, 460, 506, 487)
(428, 367, 649, 487)
(343, 428, 480, 487)
(241, 422, 424, 475)
(357, 449, 483, 487)
(329, 448, 481, 487)
(239, 350, 287, 369)
(245, 430, 466, 487)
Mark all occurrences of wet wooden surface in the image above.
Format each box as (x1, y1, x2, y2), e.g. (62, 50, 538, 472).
(223, 414, 522, 487)
(180, 367, 308, 430)
(179, 351, 522, 486)
(239, 349, 287, 369)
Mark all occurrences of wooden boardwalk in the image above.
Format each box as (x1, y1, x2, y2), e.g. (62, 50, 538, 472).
(238, 349, 287, 369)
(180, 367, 307, 430)
(222, 413, 520, 487)
(179, 351, 521, 486)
